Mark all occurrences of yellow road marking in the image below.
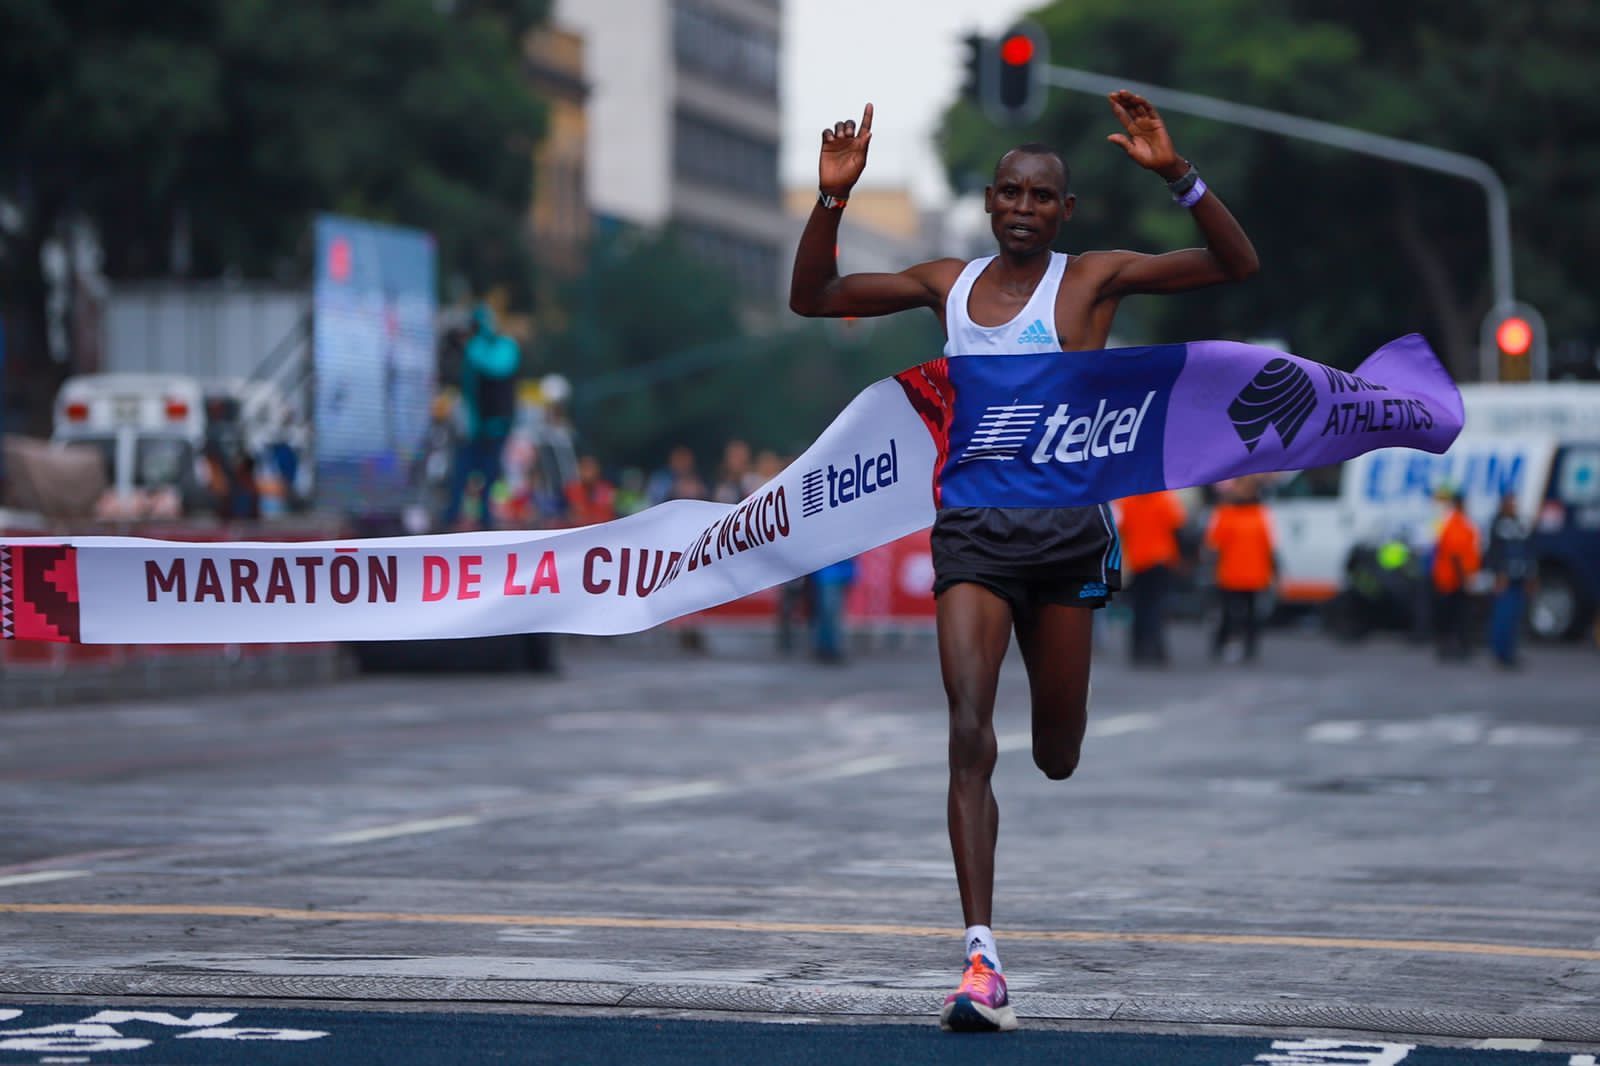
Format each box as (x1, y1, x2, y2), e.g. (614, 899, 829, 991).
(2, 903, 1597, 962)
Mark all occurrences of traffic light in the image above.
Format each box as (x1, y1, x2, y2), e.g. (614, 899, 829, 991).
(959, 32, 984, 104)
(1480, 303, 1547, 383)
(989, 23, 1048, 125)
(1495, 315, 1533, 358)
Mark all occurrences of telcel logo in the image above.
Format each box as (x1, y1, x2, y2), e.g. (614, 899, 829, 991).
(802, 441, 900, 516)
(1030, 392, 1155, 465)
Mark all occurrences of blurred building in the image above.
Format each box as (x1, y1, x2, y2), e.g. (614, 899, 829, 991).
(523, 25, 590, 290)
(551, 0, 784, 305)
(782, 185, 943, 276)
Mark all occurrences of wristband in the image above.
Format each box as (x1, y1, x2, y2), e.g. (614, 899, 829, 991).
(1167, 163, 1198, 197)
(818, 191, 848, 210)
(1174, 175, 1207, 209)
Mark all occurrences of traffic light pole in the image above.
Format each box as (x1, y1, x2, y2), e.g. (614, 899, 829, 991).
(1039, 64, 1520, 380)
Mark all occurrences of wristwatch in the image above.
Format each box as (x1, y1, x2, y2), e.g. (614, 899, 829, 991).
(1166, 164, 1198, 198)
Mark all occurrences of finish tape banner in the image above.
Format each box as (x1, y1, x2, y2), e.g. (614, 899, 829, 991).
(1, 334, 1460, 645)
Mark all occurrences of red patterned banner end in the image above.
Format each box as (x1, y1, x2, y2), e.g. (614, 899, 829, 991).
(2, 546, 82, 643)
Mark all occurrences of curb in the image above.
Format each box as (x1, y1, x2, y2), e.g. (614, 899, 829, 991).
(2, 972, 1595, 1043)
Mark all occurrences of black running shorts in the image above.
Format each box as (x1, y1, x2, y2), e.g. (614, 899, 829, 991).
(930, 505, 1122, 611)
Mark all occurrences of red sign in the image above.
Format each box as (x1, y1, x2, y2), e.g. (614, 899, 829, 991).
(691, 531, 935, 625)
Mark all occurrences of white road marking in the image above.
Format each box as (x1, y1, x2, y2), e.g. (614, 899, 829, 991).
(318, 816, 481, 845)
(0, 870, 90, 889)
(807, 754, 915, 780)
(1309, 717, 1586, 747)
(1307, 721, 1366, 744)
(297, 710, 1165, 849)
(1336, 902, 1600, 922)
(1089, 711, 1163, 737)
(1478, 1038, 1542, 1050)
(175, 1027, 328, 1041)
(81, 1011, 235, 1027)
(1253, 1039, 1413, 1065)
(1487, 725, 1583, 746)
(998, 731, 1031, 753)
(1001, 712, 1161, 754)
(616, 780, 730, 805)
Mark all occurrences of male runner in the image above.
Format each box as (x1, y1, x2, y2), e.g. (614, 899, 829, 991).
(789, 91, 1258, 1032)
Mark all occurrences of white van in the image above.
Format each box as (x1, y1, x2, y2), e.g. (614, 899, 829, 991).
(1267, 383, 1600, 639)
(52, 373, 207, 504)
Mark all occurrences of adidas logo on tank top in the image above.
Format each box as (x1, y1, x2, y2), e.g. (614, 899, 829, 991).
(1016, 319, 1054, 345)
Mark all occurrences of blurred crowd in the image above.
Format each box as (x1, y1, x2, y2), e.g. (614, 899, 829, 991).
(1116, 475, 1540, 672)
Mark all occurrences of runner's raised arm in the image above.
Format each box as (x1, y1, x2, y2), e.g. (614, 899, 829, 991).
(789, 103, 961, 319)
(1088, 90, 1260, 298)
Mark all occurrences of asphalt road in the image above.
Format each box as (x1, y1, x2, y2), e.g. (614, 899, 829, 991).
(1, 621, 1597, 1059)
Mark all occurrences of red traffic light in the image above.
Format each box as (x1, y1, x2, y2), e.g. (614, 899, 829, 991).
(1496, 316, 1533, 357)
(999, 34, 1034, 66)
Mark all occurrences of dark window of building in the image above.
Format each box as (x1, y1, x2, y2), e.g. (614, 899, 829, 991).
(672, 1, 779, 98)
(673, 111, 778, 200)
(678, 223, 778, 298)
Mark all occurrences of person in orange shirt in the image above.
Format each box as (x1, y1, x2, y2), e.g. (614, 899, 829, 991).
(1116, 489, 1187, 665)
(1431, 490, 1481, 661)
(1204, 478, 1276, 662)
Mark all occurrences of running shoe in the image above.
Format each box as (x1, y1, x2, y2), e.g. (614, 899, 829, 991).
(939, 953, 1017, 1032)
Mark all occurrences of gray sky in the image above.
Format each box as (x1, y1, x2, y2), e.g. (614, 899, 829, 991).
(781, 0, 1038, 207)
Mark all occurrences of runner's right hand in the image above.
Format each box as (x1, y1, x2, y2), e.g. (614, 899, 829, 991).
(819, 103, 873, 198)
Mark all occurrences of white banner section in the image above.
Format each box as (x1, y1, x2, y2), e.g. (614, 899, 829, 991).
(46, 380, 935, 644)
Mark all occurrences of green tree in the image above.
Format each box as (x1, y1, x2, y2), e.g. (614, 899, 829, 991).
(0, 0, 548, 421)
(940, 0, 1599, 379)
(555, 227, 943, 471)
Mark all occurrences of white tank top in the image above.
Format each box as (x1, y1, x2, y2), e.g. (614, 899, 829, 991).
(942, 251, 1069, 356)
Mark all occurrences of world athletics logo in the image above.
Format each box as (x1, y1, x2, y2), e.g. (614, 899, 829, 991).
(1227, 359, 1317, 453)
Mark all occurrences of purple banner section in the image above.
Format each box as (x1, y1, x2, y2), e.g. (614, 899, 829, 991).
(1161, 334, 1462, 490)
(922, 334, 1462, 509)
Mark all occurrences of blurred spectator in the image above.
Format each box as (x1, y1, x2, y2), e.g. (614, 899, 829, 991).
(1485, 493, 1533, 668)
(648, 444, 707, 504)
(1431, 489, 1481, 661)
(565, 454, 617, 525)
(809, 556, 857, 664)
(1205, 479, 1275, 663)
(414, 390, 461, 526)
(776, 574, 808, 654)
(233, 453, 262, 521)
(713, 439, 756, 503)
(202, 441, 260, 522)
(754, 448, 785, 486)
(1116, 489, 1187, 666)
(615, 467, 649, 515)
(444, 304, 520, 528)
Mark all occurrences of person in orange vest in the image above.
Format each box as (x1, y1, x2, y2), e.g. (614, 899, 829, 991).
(1116, 489, 1187, 665)
(1205, 478, 1276, 662)
(1431, 489, 1481, 661)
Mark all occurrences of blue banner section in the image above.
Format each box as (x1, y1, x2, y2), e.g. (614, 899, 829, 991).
(938, 345, 1188, 508)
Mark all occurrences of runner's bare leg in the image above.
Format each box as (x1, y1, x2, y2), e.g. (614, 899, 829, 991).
(937, 583, 1015, 927)
(1014, 603, 1094, 780)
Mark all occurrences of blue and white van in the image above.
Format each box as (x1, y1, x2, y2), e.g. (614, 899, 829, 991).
(1267, 383, 1600, 639)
